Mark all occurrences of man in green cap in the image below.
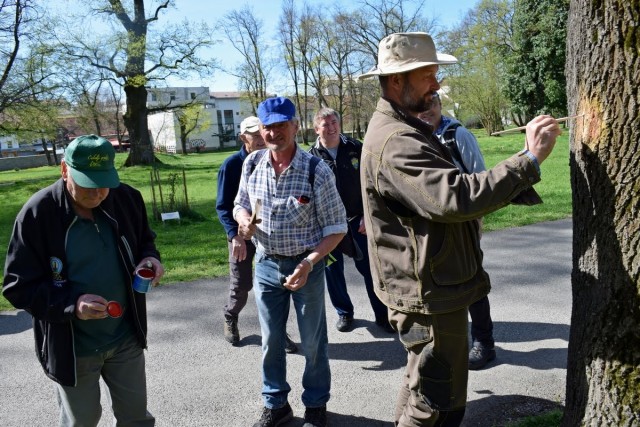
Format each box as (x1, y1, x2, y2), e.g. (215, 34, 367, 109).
(3, 134, 164, 426)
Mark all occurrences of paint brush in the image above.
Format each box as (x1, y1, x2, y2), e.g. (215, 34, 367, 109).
(490, 114, 585, 136)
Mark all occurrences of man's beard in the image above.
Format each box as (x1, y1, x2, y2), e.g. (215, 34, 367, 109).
(400, 78, 435, 113)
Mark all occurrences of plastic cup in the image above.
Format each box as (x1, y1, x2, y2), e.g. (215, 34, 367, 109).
(133, 267, 155, 293)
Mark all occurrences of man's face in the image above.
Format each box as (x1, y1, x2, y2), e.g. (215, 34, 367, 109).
(61, 161, 110, 212)
(260, 120, 298, 152)
(418, 95, 442, 127)
(315, 114, 341, 148)
(240, 131, 265, 153)
(398, 65, 440, 114)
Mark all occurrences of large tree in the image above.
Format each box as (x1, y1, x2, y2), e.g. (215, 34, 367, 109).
(563, 1, 640, 425)
(49, 0, 216, 166)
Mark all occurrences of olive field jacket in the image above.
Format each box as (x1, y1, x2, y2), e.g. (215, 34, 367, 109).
(361, 98, 542, 314)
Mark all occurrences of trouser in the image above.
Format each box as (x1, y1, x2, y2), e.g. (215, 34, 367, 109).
(324, 217, 388, 322)
(55, 335, 154, 427)
(468, 295, 494, 347)
(223, 239, 256, 319)
(390, 308, 468, 427)
(254, 251, 330, 409)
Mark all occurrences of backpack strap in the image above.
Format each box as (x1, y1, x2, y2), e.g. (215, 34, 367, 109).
(441, 123, 470, 174)
(308, 155, 320, 189)
(249, 149, 320, 190)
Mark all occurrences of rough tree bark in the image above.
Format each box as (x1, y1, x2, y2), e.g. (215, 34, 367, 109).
(564, 1, 640, 425)
(114, 0, 156, 166)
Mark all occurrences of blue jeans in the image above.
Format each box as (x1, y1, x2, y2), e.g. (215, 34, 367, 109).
(325, 217, 388, 322)
(254, 251, 330, 409)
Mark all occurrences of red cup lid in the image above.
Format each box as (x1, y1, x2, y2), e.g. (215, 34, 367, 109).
(107, 301, 123, 318)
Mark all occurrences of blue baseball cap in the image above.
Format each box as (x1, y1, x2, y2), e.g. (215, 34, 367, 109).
(257, 97, 296, 126)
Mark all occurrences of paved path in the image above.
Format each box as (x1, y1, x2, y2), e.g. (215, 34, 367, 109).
(0, 219, 572, 426)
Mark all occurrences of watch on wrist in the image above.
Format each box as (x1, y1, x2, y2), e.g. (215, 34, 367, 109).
(302, 257, 314, 271)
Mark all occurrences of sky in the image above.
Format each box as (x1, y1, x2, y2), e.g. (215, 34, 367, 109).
(161, 0, 479, 92)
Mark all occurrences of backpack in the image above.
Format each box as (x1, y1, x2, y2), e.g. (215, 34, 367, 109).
(441, 123, 470, 174)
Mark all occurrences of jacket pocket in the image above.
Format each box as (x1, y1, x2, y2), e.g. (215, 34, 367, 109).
(429, 224, 478, 286)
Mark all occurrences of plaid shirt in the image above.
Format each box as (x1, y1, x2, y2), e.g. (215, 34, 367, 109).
(233, 146, 347, 256)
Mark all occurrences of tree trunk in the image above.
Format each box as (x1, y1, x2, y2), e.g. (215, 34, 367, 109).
(563, 1, 640, 425)
(123, 81, 155, 166)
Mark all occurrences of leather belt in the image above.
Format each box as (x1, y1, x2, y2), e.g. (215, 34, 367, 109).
(265, 250, 311, 261)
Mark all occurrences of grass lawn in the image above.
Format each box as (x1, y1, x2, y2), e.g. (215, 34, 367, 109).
(0, 132, 571, 311)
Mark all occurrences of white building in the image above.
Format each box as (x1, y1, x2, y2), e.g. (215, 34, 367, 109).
(146, 87, 253, 154)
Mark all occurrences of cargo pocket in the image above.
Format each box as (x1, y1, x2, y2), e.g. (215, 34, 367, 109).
(430, 224, 478, 286)
(417, 345, 453, 410)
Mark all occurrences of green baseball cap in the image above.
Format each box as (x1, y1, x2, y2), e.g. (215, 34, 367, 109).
(64, 135, 120, 188)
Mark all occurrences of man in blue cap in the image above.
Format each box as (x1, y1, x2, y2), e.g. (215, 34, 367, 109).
(234, 97, 347, 427)
(3, 134, 164, 426)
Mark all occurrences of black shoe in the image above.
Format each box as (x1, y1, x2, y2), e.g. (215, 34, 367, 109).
(224, 316, 239, 345)
(375, 319, 395, 333)
(303, 405, 327, 427)
(336, 315, 354, 332)
(285, 334, 298, 354)
(468, 344, 496, 370)
(253, 403, 293, 427)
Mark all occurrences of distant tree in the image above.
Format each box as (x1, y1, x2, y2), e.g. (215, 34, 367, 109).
(278, 0, 317, 139)
(345, 0, 436, 64)
(174, 103, 211, 155)
(504, 0, 569, 125)
(218, 5, 271, 112)
(0, 0, 60, 131)
(563, 1, 640, 425)
(48, 0, 217, 166)
(440, 0, 512, 134)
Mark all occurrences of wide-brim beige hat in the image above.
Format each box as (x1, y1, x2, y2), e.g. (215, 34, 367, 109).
(358, 32, 457, 80)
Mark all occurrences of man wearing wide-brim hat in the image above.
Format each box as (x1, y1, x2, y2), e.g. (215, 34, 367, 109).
(358, 32, 562, 426)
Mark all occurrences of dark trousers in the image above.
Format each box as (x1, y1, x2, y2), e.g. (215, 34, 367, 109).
(468, 295, 494, 347)
(390, 308, 468, 426)
(324, 217, 388, 322)
(223, 239, 256, 319)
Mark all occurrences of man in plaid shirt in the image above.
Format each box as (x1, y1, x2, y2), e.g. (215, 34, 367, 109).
(233, 97, 346, 427)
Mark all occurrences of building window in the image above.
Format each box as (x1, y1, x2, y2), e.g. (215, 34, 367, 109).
(151, 93, 157, 101)
(190, 92, 196, 100)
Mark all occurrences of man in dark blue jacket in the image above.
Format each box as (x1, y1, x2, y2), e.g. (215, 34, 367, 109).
(3, 135, 164, 426)
(216, 116, 296, 352)
(309, 108, 393, 333)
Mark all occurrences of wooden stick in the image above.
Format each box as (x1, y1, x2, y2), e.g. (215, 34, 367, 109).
(490, 115, 584, 136)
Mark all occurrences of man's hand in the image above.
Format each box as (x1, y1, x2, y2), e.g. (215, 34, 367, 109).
(231, 235, 247, 261)
(525, 115, 562, 164)
(283, 261, 312, 292)
(358, 217, 366, 234)
(75, 294, 108, 320)
(236, 209, 257, 240)
(137, 257, 164, 287)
